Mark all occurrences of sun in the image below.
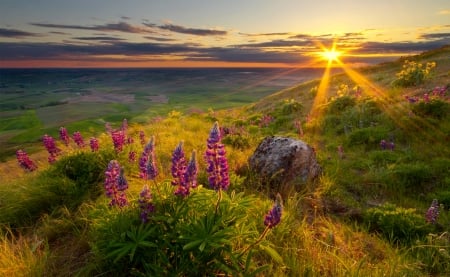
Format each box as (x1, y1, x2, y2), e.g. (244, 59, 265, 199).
(321, 49, 341, 62)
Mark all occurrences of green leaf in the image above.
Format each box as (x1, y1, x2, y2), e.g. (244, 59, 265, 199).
(199, 241, 207, 252)
(183, 239, 203, 251)
(259, 244, 283, 263)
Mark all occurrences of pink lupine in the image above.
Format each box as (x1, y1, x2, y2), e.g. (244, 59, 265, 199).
(73, 131, 85, 148)
(16, 149, 37, 171)
(89, 137, 99, 152)
(59, 127, 70, 146)
(111, 130, 125, 152)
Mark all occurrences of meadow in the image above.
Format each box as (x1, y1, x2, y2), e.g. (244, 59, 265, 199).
(0, 46, 449, 276)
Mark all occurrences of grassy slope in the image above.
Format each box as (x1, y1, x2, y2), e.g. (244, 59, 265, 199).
(0, 46, 449, 276)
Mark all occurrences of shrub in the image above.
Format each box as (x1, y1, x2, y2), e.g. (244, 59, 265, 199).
(393, 60, 436, 87)
(327, 95, 356, 114)
(391, 162, 434, 190)
(364, 203, 432, 244)
(347, 126, 389, 148)
(412, 99, 449, 119)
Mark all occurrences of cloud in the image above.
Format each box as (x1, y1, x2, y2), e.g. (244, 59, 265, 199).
(145, 36, 177, 42)
(121, 16, 131, 20)
(438, 10, 450, 15)
(153, 23, 227, 36)
(419, 32, 450, 40)
(239, 32, 290, 37)
(359, 39, 450, 53)
(0, 27, 41, 38)
(49, 31, 70, 35)
(30, 21, 153, 34)
(72, 36, 125, 41)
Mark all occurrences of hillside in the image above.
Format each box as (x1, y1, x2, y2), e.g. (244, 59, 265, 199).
(0, 46, 449, 276)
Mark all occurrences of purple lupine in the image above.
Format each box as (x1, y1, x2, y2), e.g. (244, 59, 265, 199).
(264, 194, 283, 228)
(205, 122, 230, 191)
(423, 93, 430, 103)
(171, 142, 186, 186)
(111, 130, 125, 152)
(184, 150, 198, 189)
(89, 137, 99, 152)
(73, 131, 85, 148)
(139, 136, 158, 180)
(380, 139, 387, 150)
(59, 127, 70, 146)
(104, 160, 128, 207)
(388, 141, 395, 151)
(16, 149, 37, 171)
(138, 184, 155, 223)
(175, 150, 199, 197)
(126, 136, 134, 145)
(425, 199, 439, 224)
(139, 130, 146, 146)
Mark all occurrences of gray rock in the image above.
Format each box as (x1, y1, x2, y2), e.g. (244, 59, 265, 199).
(248, 136, 321, 189)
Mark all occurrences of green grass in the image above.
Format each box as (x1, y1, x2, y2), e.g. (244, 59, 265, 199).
(1, 46, 450, 276)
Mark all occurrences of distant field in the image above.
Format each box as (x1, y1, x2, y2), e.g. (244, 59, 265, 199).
(0, 67, 329, 160)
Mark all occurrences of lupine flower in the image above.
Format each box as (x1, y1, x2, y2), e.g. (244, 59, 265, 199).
(139, 136, 158, 180)
(264, 194, 283, 228)
(128, 151, 136, 162)
(105, 122, 112, 134)
(89, 137, 99, 152)
(43, 134, 61, 155)
(139, 130, 146, 146)
(388, 141, 395, 151)
(294, 120, 304, 137)
(16, 149, 37, 171)
(126, 136, 134, 144)
(104, 160, 128, 207)
(111, 130, 125, 152)
(174, 149, 198, 197)
(171, 142, 186, 186)
(73, 131, 85, 148)
(121, 118, 128, 131)
(205, 122, 230, 191)
(138, 184, 155, 223)
(423, 93, 430, 103)
(425, 199, 439, 224)
(380, 139, 387, 150)
(337, 145, 344, 159)
(43, 134, 61, 163)
(59, 127, 70, 146)
(184, 150, 198, 189)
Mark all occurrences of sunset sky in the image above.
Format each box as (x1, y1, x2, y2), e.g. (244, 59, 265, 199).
(0, 0, 449, 68)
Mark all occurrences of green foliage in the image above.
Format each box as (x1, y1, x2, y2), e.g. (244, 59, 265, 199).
(364, 203, 432, 244)
(393, 60, 436, 87)
(327, 95, 356, 114)
(89, 187, 279, 276)
(222, 134, 251, 150)
(347, 126, 389, 148)
(409, 233, 450, 274)
(391, 162, 433, 190)
(412, 99, 449, 119)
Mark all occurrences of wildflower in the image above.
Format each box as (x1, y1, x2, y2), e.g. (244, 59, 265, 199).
(104, 160, 128, 207)
(89, 137, 99, 152)
(105, 122, 112, 134)
(205, 122, 230, 191)
(139, 130, 146, 146)
(111, 130, 125, 152)
(171, 142, 186, 186)
(73, 131, 85, 148)
(59, 127, 70, 146)
(388, 141, 395, 151)
(128, 151, 136, 162)
(174, 150, 198, 197)
(139, 136, 158, 180)
(16, 149, 37, 171)
(264, 194, 283, 228)
(43, 134, 61, 163)
(380, 139, 387, 150)
(126, 136, 134, 144)
(121, 118, 128, 131)
(425, 199, 439, 224)
(337, 145, 344, 159)
(423, 93, 430, 103)
(138, 184, 155, 223)
(43, 134, 61, 155)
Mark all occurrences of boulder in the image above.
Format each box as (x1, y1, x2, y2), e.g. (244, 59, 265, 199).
(248, 136, 321, 190)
